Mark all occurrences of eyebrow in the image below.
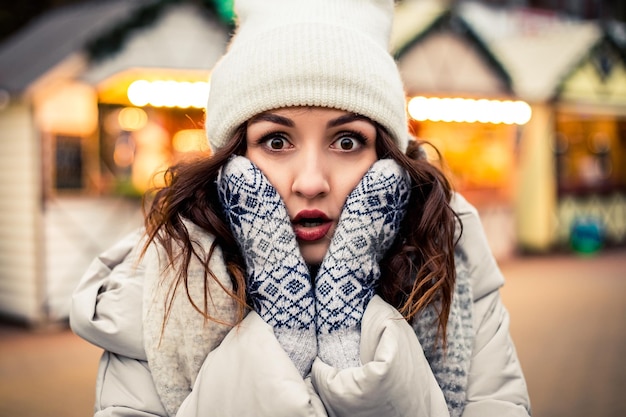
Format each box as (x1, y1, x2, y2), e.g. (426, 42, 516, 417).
(248, 113, 295, 127)
(248, 111, 371, 129)
(326, 113, 371, 128)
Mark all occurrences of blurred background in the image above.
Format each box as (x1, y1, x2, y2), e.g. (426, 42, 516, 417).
(0, 0, 624, 416)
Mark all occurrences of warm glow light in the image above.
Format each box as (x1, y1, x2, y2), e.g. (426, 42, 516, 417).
(407, 96, 532, 125)
(514, 101, 532, 125)
(476, 99, 492, 124)
(407, 96, 429, 121)
(114, 142, 135, 167)
(127, 80, 151, 107)
(177, 82, 193, 108)
(464, 99, 478, 123)
(192, 81, 211, 108)
(118, 107, 148, 131)
(35, 82, 98, 135)
(172, 129, 209, 153)
(127, 80, 210, 108)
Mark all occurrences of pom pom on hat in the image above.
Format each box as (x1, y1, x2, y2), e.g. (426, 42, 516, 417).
(205, 0, 408, 152)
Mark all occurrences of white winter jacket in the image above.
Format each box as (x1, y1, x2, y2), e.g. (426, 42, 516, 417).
(70, 193, 531, 416)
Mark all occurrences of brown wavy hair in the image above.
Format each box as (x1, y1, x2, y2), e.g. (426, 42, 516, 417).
(144, 121, 459, 343)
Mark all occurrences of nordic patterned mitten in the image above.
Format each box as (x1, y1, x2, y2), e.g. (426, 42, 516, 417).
(315, 159, 411, 368)
(217, 156, 316, 377)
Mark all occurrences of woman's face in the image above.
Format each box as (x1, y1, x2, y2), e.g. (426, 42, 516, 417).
(245, 107, 378, 265)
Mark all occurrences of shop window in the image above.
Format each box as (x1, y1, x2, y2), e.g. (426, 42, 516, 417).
(555, 114, 625, 195)
(98, 105, 207, 197)
(410, 119, 517, 204)
(54, 135, 83, 190)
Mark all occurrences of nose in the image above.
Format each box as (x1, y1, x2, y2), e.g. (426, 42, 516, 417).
(291, 151, 330, 199)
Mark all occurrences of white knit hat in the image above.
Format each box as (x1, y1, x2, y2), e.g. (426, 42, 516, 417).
(205, 0, 408, 152)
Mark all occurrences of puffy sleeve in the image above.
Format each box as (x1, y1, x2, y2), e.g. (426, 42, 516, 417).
(463, 293, 531, 416)
(70, 227, 147, 360)
(71, 224, 325, 417)
(451, 193, 531, 416)
(175, 311, 327, 417)
(93, 351, 167, 417)
(70, 228, 169, 416)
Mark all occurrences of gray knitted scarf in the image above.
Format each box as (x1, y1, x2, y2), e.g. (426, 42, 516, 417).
(412, 249, 474, 417)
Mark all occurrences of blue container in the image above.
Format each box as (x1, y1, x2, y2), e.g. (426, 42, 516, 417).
(569, 217, 604, 255)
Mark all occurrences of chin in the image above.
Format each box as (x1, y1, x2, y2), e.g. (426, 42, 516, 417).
(299, 242, 329, 266)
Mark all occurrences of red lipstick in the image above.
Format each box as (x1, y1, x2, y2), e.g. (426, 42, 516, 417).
(292, 209, 332, 242)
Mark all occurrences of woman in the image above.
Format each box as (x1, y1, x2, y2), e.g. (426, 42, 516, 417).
(70, 0, 531, 416)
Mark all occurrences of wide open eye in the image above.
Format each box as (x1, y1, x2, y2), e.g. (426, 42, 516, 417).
(339, 137, 356, 150)
(260, 134, 291, 151)
(331, 132, 366, 151)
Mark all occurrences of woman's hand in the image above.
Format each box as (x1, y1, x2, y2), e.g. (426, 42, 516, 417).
(315, 159, 410, 368)
(218, 156, 317, 377)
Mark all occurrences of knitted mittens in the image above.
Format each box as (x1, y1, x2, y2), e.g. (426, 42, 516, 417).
(315, 159, 410, 368)
(217, 156, 317, 377)
(218, 156, 411, 372)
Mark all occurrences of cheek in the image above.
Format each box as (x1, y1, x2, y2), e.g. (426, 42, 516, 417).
(331, 157, 377, 204)
(244, 151, 292, 202)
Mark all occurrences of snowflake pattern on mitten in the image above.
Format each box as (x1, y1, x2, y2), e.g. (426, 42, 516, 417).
(315, 159, 411, 367)
(217, 156, 316, 375)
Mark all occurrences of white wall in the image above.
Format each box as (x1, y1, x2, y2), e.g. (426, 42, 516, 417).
(0, 104, 144, 323)
(0, 103, 44, 323)
(397, 31, 509, 96)
(44, 196, 143, 320)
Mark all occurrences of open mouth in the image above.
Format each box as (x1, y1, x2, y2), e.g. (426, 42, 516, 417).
(298, 219, 325, 227)
(292, 210, 332, 241)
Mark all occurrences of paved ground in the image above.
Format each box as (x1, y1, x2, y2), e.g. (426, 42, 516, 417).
(0, 322, 100, 417)
(0, 248, 625, 417)
(499, 247, 626, 417)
